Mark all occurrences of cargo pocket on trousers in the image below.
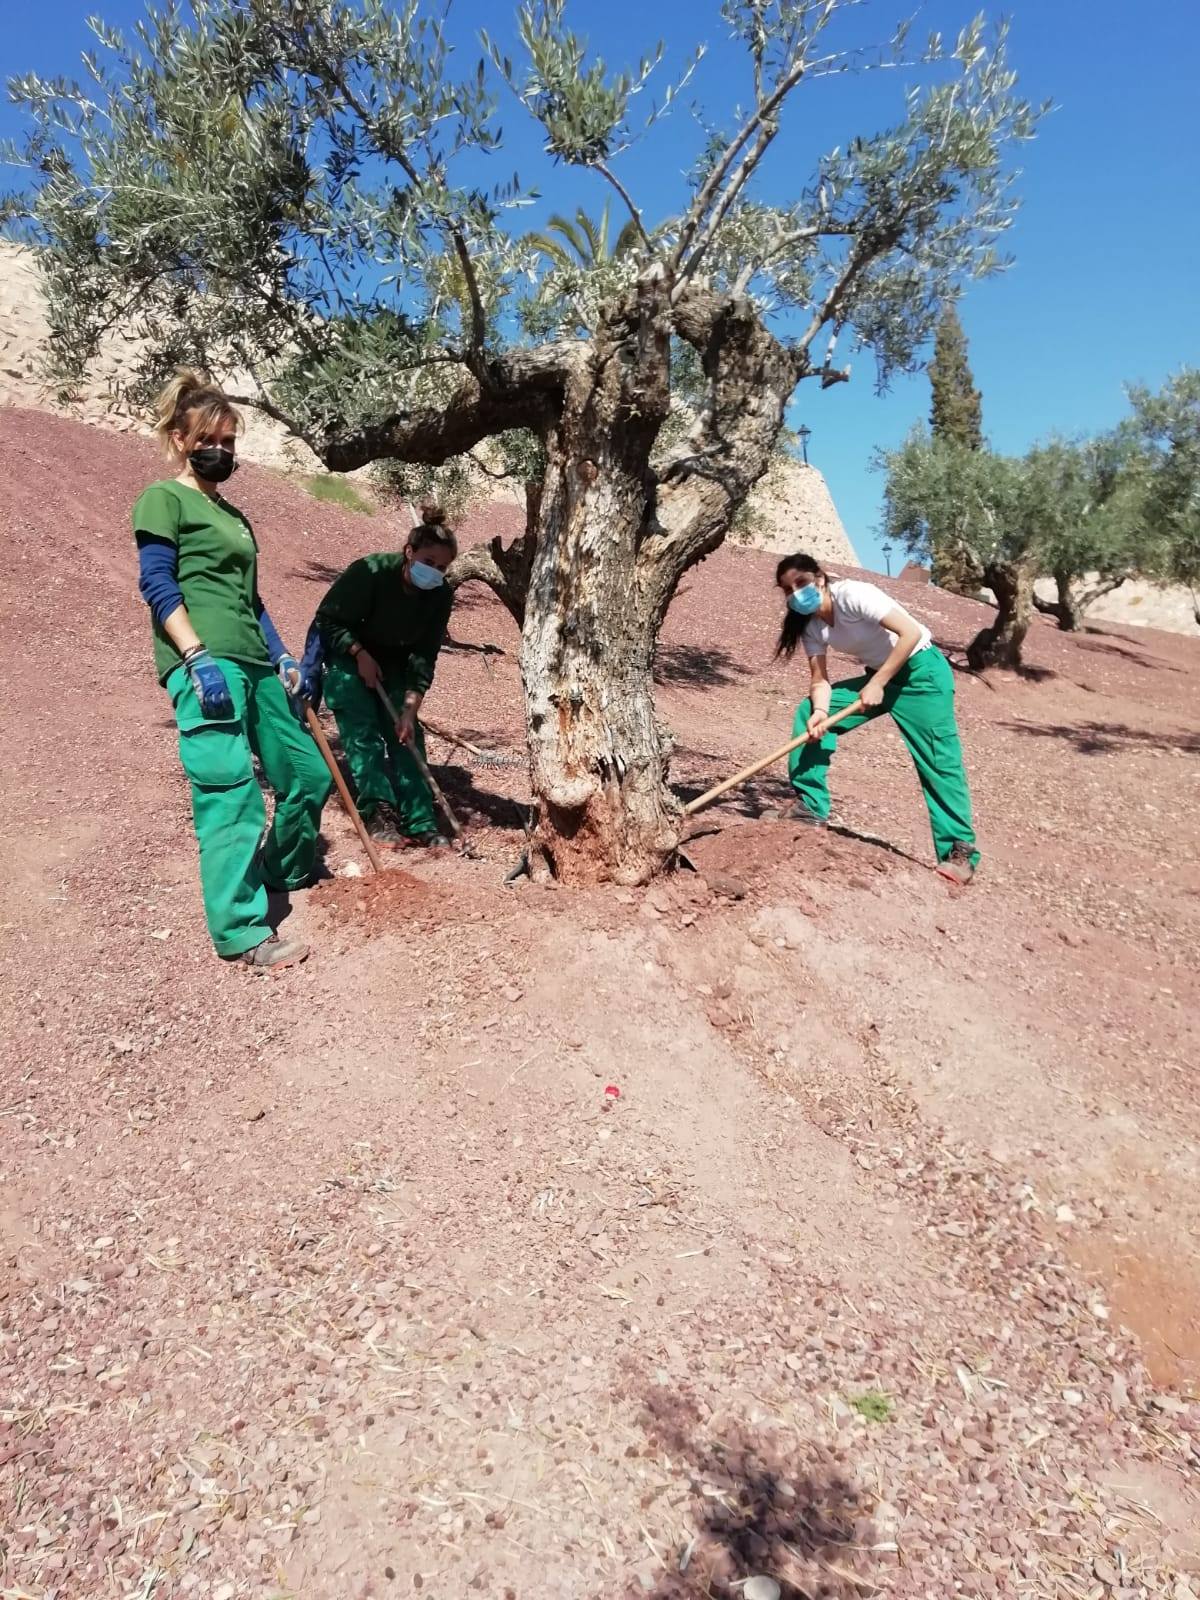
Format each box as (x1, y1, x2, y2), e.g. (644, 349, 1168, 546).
(172, 690, 254, 793)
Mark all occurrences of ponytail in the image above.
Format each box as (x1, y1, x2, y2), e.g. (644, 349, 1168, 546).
(153, 368, 240, 455)
(774, 551, 828, 660)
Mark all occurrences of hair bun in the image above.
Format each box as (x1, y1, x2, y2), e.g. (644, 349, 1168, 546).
(419, 504, 447, 527)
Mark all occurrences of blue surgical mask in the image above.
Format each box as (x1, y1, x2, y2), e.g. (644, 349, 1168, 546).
(787, 583, 822, 616)
(409, 559, 445, 591)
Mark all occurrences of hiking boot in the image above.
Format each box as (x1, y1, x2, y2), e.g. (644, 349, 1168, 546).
(408, 831, 452, 850)
(365, 810, 404, 847)
(936, 842, 977, 886)
(237, 933, 310, 969)
(786, 798, 828, 827)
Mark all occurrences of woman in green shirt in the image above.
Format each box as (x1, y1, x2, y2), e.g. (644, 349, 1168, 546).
(312, 509, 456, 847)
(133, 371, 331, 968)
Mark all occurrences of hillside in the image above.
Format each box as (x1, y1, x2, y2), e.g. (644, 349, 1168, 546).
(1, 404, 1198, 1599)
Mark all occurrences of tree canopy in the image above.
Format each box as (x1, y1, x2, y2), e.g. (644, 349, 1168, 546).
(3, 0, 1041, 470)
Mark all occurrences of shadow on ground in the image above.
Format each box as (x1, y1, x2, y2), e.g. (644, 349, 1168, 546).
(1076, 632, 1183, 672)
(1001, 719, 1200, 756)
(655, 643, 749, 688)
(626, 1387, 874, 1599)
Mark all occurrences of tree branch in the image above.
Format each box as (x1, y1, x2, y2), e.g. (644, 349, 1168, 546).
(671, 49, 811, 275)
(635, 286, 799, 622)
(592, 162, 652, 254)
(448, 528, 534, 627)
(315, 341, 583, 474)
(451, 227, 487, 365)
(225, 381, 311, 445)
(794, 225, 898, 359)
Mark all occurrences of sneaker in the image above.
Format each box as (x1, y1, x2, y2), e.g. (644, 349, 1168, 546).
(237, 933, 310, 969)
(408, 831, 452, 850)
(936, 842, 977, 886)
(365, 810, 404, 847)
(786, 799, 828, 827)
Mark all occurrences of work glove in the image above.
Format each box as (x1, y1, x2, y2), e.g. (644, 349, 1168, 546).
(183, 647, 234, 719)
(275, 652, 302, 700)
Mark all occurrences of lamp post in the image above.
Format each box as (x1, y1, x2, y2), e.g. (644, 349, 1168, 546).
(797, 423, 811, 466)
(882, 541, 893, 577)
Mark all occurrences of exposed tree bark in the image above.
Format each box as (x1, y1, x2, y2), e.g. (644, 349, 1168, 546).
(518, 272, 677, 884)
(967, 559, 1036, 669)
(512, 279, 800, 884)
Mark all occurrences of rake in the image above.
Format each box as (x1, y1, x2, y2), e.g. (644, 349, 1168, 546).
(420, 716, 523, 770)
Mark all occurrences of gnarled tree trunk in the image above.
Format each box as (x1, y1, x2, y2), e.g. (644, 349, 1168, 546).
(517, 281, 800, 883)
(1031, 565, 1080, 631)
(520, 278, 677, 884)
(968, 559, 1035, 669)
(1032, 568, 1132, 632)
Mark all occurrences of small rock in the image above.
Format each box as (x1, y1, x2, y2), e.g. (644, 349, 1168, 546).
(704, 872, 746, 901)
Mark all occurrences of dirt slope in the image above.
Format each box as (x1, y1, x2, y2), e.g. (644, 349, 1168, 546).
(2, 406, 1198, 1600)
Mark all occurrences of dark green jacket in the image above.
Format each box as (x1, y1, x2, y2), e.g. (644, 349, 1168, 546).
(316, 552, 452, 693)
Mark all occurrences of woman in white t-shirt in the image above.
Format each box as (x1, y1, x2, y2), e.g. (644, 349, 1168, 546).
(775, 551, 979, 885)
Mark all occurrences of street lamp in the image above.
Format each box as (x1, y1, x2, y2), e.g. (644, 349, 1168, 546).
(882, 541, 893, 577)
(797, 423, 811, 465)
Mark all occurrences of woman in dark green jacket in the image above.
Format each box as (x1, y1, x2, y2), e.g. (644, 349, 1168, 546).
(313, 508, 456, 846)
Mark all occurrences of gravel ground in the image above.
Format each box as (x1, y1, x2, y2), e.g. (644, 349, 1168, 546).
(1, 405, 1198, 1599)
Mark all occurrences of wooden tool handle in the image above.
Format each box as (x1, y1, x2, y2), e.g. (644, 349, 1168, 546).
(304, 704, 384, 874)
(375, 687, 464, 839)
(681, 698, 864, 818)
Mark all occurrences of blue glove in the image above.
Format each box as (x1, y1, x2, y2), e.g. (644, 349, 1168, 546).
(298, 619, 326, 709)
(276, 653, 302, 699)
(184, 648, 234, 719)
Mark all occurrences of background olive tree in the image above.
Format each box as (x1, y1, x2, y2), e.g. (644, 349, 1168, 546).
(880, 370, 1198, 670)
(3, 0, 1041, 882)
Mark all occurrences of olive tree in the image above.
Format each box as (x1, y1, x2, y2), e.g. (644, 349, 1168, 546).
(881, 429, 1149, 666)
(4, 0, 1040, 882)
(881, 431, 1034, 668)
(1126, 368, 1200, 622)
(1028, 434, 1146, 632)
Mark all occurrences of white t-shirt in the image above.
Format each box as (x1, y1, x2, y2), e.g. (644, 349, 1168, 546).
(802, 578, 932, 671)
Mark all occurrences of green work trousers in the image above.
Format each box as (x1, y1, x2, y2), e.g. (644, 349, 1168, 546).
(789, 646, 979, 865)
(323, 655, 438, 836)
(166, 659, 332, 957)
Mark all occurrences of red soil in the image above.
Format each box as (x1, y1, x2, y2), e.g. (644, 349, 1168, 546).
(2, 406, 1198, 1599)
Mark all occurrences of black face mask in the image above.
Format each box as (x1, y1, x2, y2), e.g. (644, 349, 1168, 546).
(189, 446, 236, 484)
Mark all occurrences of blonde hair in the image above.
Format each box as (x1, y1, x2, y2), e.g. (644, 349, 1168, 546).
(153, 369, 241, 455)
(409, 504, 458, 558)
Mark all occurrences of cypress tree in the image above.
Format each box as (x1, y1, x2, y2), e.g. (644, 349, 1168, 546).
(929, 305, 983, 449)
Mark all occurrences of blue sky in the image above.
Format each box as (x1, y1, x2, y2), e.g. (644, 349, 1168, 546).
(3, 1, 1197, 569)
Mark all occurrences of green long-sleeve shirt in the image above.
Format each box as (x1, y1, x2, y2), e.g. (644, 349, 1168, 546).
(315, 552, 453, 694)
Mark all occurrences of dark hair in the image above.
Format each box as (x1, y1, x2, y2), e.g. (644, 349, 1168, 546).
(408, 504, 458, 558)
(774, 551, 828, 659)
